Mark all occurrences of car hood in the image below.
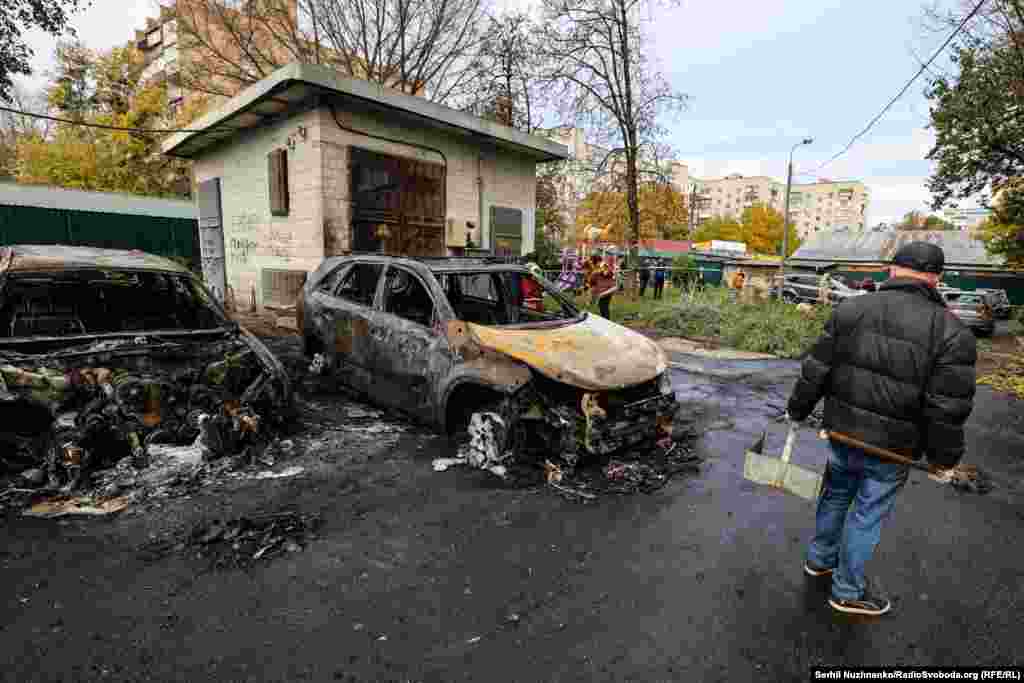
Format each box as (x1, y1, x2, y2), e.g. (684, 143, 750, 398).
(467, 314, 668, 391)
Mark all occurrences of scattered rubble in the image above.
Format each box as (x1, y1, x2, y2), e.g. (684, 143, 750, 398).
(948, 463, 994, 495)
(143, 510, 321, 570)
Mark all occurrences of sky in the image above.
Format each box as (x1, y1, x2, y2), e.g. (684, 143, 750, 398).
(17, 0, 970, 225)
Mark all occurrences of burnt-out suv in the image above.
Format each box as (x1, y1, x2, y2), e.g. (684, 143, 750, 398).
(0, 245, 291, 489)
(299, 255, 678, 471)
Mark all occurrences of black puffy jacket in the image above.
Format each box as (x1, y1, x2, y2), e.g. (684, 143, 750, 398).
(787, 278, 977, 468)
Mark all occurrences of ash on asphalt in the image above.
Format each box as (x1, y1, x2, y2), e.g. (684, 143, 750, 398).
(140, 509, 322, 571)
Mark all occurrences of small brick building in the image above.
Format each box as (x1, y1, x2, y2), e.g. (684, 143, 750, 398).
(162, 63, 567, 308)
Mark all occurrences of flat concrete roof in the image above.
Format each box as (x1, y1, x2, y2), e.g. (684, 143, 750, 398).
(0, 182, 196, 220)
(162, 63, 569, 162)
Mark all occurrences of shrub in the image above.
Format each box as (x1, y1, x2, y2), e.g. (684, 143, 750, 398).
(650, 287, 830, 358)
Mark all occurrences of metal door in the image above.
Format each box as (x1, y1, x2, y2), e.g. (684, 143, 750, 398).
(197, 178, 227, 302)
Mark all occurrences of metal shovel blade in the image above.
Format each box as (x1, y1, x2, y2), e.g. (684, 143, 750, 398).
(744, 426, 823, 501)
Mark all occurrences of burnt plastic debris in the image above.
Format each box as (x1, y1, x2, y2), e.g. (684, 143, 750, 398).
(1, 339, 286, 496)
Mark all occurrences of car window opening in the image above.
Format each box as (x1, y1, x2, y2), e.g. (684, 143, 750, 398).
(436, 271, 579, 327)
(0, 270, 225, 338)
(383, 268, 435, 328)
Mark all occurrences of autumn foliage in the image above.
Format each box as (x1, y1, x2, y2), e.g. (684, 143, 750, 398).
(574, 182, 689, 245)
(13, 43, 202, 198)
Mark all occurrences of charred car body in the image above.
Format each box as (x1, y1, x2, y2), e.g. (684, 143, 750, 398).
(299, 255, 678, 473)
(0, 246, 291, 489)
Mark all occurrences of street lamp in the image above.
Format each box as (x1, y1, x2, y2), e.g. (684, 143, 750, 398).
(780, 137, 813, 293)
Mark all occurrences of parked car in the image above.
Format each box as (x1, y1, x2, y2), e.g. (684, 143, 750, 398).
(942, 290, 996, 337)
(975, 288, 1012, 319)
(298, 255, 678, 468)
(772, 273, 865, 305)
(0, 245, 292, 488)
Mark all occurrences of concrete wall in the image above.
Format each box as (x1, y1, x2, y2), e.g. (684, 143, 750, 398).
(192, 107, 325, 309)
(192, 103, 540, 308)
(317, 106, 537, 254)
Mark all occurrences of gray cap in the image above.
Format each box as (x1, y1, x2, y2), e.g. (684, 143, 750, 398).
(892, 241, 945, 274)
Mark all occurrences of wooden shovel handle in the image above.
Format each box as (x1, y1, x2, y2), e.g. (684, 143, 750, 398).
(826, 431, 933, 473)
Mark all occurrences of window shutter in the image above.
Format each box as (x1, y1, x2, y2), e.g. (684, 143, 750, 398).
(268, 149, 289, 216)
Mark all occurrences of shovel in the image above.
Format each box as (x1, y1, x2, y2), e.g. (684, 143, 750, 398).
(744, 424, 823, 501)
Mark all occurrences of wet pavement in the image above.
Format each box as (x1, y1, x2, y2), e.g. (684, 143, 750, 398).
(1, 340, 1022, 681)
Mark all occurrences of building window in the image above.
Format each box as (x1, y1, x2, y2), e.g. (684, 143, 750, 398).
(268, 148, 289, 216)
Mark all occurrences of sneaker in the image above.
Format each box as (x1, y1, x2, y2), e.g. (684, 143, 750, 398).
(828, 591, 891, 616)
(804, 561, 835, 577)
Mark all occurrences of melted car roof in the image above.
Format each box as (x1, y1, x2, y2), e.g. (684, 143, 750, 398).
(0, 245, 191, 275)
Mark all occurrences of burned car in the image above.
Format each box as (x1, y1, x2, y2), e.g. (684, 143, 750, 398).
(0, 245, 291, 490)
(299, 255, 678, 474)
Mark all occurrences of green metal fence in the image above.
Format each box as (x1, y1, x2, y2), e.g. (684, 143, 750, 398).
(0, 204, 198, 268)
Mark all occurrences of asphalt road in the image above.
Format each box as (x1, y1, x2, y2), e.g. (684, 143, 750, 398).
(1, 340, 1022, 682)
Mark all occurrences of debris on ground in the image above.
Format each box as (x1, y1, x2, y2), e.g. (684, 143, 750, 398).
(977, 357, 1024, 399)
(948, 463, 994, 495)
(23, 495, 131, 518)
(142, 510, 321, 570)
(0, 332, 293, 514)
(457, 411, 511, 477)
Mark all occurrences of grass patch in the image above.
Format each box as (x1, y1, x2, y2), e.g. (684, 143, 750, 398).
(647, 286, 831, 359)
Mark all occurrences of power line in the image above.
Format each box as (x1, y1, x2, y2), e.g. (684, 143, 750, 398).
(800, 0, 988, 177)
(0, 105, 222, 135)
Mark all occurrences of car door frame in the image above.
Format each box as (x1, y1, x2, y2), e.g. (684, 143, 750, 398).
(368, 263, 456, 422)
(311, 259, 386, 395)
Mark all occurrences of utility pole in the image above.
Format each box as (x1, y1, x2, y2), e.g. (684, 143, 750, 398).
(688, 182, 697, 240)
(781, 137, 813, 293)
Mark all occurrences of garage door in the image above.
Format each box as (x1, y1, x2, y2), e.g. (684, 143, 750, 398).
(350, 147, 445, 257)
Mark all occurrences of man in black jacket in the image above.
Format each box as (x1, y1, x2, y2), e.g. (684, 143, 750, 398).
(787, 242, 977, 616)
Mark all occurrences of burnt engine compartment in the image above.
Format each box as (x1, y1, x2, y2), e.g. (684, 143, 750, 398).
(0, 336, 286, 489)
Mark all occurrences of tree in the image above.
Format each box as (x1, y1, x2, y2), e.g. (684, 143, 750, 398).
(977, 178, 1024, 267)
(896, 210, 927, 230)
(692, 216, 744, 243)
(923, 0, 1024, 209)
(14, 43, 198, 198)
(174, 0, 487, 105)
(573, 182, 688, 245)
(0, 0, 84, 102)
(536, 162, 571, 267)
(923, 214, 956, 230)
(539, 0, 688, 265)
(739, 205, 800, 256)
(640, 182, 688, 240)
(466, 11, 547, 132)
(0, 84, 50, 178)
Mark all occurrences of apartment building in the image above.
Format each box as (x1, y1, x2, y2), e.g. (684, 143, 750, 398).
(695, 174, 869, 238)
(132, 0, 422, 117)
(695, 174, 786, 223)
(788, 180, 869, 238)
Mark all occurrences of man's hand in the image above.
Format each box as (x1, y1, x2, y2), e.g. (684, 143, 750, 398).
(927, 465, 955, 484)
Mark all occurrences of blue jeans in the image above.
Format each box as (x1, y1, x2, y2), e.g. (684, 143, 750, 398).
(806, 440, 909, 600)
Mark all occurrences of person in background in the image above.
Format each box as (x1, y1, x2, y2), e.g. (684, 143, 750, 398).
(638, 260, 651, 298)
(653, 260, 667, 300)
(587, 255, 617, 318)
(521, 263, 545, 312)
